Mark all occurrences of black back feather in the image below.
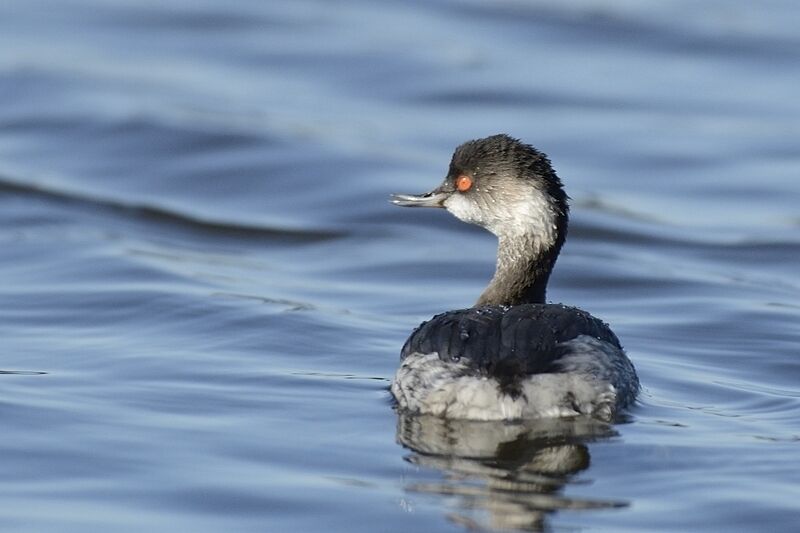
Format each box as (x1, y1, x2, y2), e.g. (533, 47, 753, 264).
(400, 304, 621, 395)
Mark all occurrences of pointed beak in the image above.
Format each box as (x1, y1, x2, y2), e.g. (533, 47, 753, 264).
(391, 187, 450, 208)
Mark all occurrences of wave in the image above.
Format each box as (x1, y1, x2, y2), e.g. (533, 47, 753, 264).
(0, 173, 345, 243)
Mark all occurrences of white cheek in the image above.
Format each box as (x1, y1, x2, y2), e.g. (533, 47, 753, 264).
(444, 187, 558, 247)
(444, 194, 485, 226)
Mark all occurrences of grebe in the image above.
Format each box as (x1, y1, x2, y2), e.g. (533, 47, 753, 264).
(390, 134, 638, 421)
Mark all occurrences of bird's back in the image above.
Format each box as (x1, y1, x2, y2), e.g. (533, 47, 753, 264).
(401, 304, 622, 394)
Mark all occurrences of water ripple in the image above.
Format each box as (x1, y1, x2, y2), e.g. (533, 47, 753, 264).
(0, 174, 345, 243)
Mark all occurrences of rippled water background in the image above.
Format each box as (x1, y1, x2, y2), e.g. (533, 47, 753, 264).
(2, 1, 799, 531)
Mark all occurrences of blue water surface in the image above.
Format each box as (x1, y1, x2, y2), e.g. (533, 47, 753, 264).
(1, 1, 799, 531)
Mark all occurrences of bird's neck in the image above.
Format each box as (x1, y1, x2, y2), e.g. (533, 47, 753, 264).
(475, 194, 568, 308)
(471, 173, 569, 308)
(475, 234, 554, 306)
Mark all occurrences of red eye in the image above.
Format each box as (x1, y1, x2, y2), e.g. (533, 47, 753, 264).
(456, 175, 473, 192)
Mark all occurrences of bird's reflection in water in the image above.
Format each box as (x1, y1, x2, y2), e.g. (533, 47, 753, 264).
(396, 413, 628, 532)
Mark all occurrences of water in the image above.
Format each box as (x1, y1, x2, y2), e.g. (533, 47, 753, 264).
(1, 1, 799, 531)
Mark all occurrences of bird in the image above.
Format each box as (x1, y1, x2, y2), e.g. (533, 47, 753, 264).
(390, 134, 638, 421)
